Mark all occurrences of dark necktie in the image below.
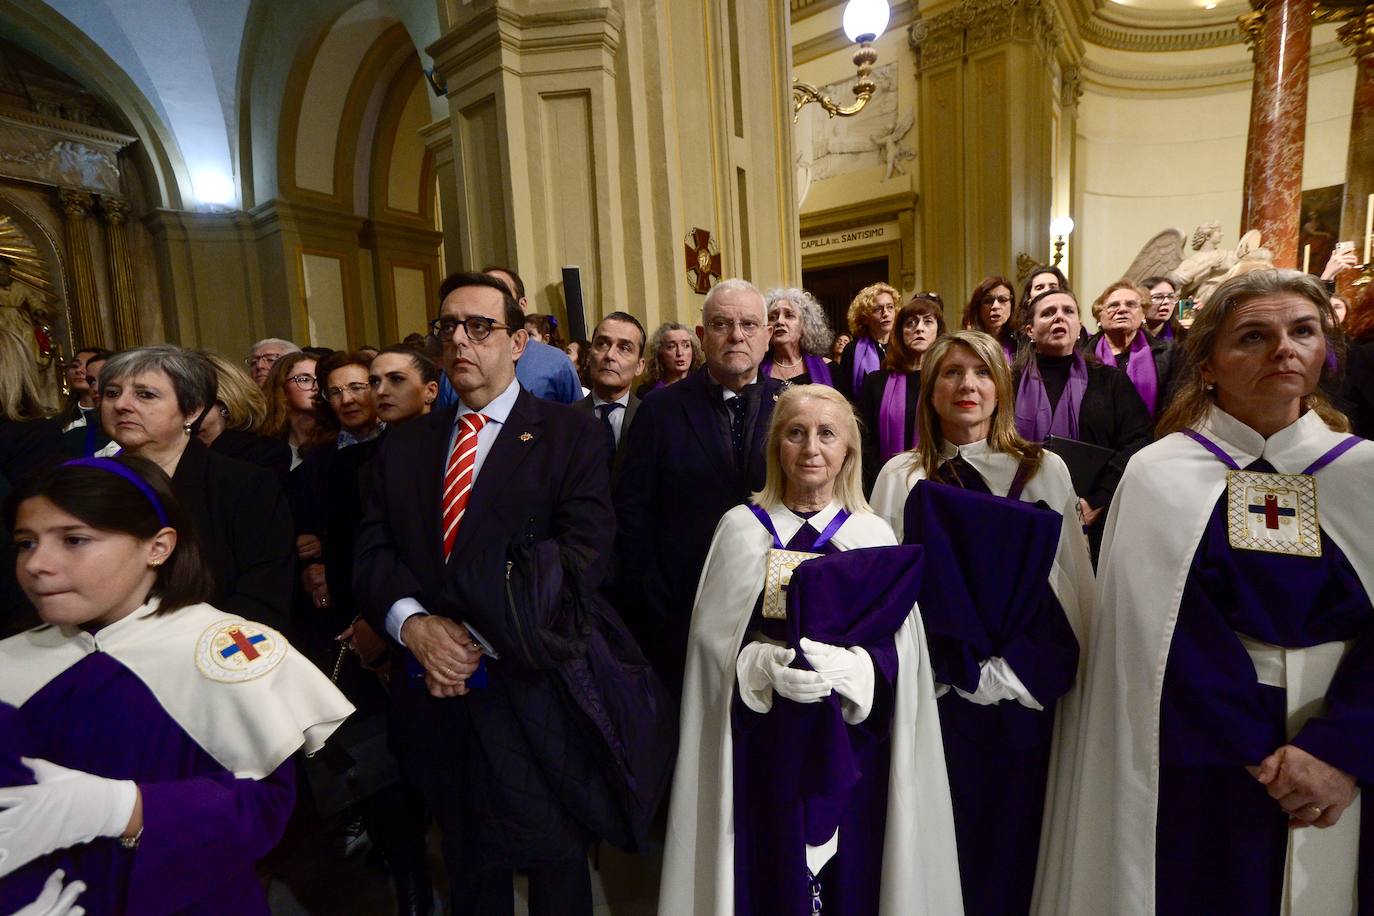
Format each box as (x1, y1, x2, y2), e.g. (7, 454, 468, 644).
(595, 401, 623, 465)
(727, 395, 747, 467)
(934, 455, 991, 494)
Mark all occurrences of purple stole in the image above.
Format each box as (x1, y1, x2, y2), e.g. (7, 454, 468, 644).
(761, 352, 834, 387)
(851, 335, 882, 393)
(1014, 352, 1089, 442)
(1002, 339, 1016, 365)
(877, 372, 917, 463)
(1095, 331, 1159, 415)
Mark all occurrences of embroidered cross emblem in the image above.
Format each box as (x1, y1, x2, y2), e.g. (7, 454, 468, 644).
(1247, 493, 1296, 530)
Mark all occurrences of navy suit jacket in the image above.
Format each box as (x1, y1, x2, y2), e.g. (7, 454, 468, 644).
(613, 367, 782, 692)
(355, 387, 612, 634)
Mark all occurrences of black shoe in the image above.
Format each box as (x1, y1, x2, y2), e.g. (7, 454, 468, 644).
(394, 869, 434, 916)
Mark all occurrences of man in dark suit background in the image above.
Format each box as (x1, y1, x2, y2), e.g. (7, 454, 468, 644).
(571, 311, 646, 479)
(613, 278, 782, 695)
(354, 271, 613, 915)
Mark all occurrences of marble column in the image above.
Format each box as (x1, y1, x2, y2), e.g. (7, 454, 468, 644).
(1338, 5, 1374, 266)
(58, 188, 104, 348)
(1237, 0, 1313, 268)
(101, 197, 142, 348)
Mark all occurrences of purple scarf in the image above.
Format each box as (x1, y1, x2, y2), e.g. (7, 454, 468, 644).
(878, 371, 917, 463)
(760, 352, 834, 387)
(851, 335, 882, 393)
(1095, 330, 1159, 415)
(1015, 351, 1088, 441)
(1002, 339, 1016, 365)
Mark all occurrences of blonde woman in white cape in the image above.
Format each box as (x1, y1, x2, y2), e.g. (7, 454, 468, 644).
(1043, 269, 1374, 915)
(869, 330, 1094, 916)
(660, 384, 962, 916)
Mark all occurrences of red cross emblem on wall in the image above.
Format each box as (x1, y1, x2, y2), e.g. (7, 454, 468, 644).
(684, 228, 722, 294)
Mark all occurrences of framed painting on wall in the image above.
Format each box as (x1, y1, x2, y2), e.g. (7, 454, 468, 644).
(1298, 184, 1343, 275)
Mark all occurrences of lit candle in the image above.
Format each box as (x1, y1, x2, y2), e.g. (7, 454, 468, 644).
(1366, 193, 1373, 264)
(1302, 244, 1311, 274)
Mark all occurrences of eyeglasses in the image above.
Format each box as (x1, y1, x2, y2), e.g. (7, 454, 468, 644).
(288, 374, 318, 391)
(245, 353, 283, 368)
(872, 303, 896, 315)
(1104, 300, 1142, 313)
(429, 315, 511, 342)
(324, 382, 370, 401)
(1149, 293, 1179, 302)
(981, 294, 1013, 305)
(705, 318, 765, 337)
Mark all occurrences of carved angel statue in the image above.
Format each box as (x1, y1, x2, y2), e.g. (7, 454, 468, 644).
(1122, 222, 1273, 309)
(871, 109, 915, 181)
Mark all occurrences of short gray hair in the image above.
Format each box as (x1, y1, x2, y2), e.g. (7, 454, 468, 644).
(764, 287, 834, 357)
(100, 345, 217, 418)
(250, 337, 300, 355)
(703, 278, 765, 320)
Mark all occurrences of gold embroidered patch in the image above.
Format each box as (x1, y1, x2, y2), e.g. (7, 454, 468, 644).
(195, 621, 287, 683)
(1225, 469, 1321, 558)
(762, 548, 821, 620)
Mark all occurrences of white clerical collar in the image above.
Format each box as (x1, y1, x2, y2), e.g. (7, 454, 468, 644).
(1199, 406, 1336, 474)
(936, 438, 993, 461)
(591, 390, 630, 409)
(458, 377, 520, 426)
(767, 499, 843, 545)
(934, 437, 1019, 496)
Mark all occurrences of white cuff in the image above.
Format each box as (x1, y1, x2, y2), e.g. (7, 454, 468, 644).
(805, 827, 839, 874)
(953, 656, 1043, 710)
(736, 641, 777, 714)
(385, 597, 428, 645)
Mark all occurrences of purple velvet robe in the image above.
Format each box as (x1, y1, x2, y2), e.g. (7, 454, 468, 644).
(0, 653, 296, 916)
(1156, 462, 1374, 914)
(731, 530, 920, 915)
(902, 480, 1079, 916)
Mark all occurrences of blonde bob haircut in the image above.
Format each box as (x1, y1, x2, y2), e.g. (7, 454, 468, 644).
(846, 282, 901, 338)
(201, 351, 268, 432)
(752, 384, 870, 514)
(913, 330, 1043, 482)
(1157, 268, 1348, 438)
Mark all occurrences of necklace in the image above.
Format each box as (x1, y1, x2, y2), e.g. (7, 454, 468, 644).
(772, 354, 801, 369)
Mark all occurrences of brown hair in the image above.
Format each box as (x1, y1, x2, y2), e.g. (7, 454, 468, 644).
(886, 295, 946, 372)
(962, 276, 1017, 347)
(1156, 269, 1349, 437)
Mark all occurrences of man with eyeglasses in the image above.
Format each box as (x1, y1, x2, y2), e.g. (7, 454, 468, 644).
(244, 337, 300, 387)
(614, 278, 782, 696)
(355, 271, 618, 916)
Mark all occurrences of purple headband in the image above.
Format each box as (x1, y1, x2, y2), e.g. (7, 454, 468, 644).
(62, 458, 171, 528)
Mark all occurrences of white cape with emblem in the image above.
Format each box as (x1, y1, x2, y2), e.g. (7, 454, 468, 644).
(0, 600, 354, 779)
(659, 501, 964, 916)
(1036, 407, 1374, 915)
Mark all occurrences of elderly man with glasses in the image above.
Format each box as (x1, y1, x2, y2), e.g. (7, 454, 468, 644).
(614, 278, 784, 696)
(244, 337, 301, 387)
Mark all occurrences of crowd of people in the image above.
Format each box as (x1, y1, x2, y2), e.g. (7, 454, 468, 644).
(0, 253, 1372, 916)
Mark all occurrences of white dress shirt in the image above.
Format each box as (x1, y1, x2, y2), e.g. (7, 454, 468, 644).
(590, 390, 631, 446)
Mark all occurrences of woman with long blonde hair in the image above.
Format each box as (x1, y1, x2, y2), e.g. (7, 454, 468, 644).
(870, 330, 1094, 916)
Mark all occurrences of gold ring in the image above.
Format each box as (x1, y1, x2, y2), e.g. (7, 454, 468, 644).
(1305, 804, 1324, 819)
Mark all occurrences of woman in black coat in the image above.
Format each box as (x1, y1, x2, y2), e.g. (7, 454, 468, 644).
(1083, 280, 1177, 416)
(96, 345, 294, 630)
(1013, 288, 1154, 560)
(197, 351, 292, 486)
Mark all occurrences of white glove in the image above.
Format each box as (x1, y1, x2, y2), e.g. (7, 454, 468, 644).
(953, 657, 1043, 710)
(799, 638, 876, 724)
(12, 868, 87, 916)
(736, 641, 832, 713)
(0, 758, 138, 878)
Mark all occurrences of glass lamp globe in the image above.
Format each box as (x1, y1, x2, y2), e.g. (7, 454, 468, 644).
(843, 0, 891, 42)
(1050, 216, 1076, 237)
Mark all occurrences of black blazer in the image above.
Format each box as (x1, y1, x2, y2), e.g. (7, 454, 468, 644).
(355, 387, 613, 637)
(1344, 340, 1374, 440)
(171, 437, 294, 630)
(571, 391, 641, 480)
(613, 367, 782, 693)
(210, 428, 292, 489)
(1014, 360, 1154, 510)
(353, 387, 616, 863)
(856, 368, 919, 494)
(1083, 329, 1178, 412)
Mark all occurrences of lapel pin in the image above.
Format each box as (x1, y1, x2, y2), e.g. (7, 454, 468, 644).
(519, 432, 533, 442)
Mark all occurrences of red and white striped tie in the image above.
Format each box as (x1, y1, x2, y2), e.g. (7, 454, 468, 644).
(442, 413, 488, 561)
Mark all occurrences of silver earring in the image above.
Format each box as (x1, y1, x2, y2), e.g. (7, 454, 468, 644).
(1204, 382, 1215, 391)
